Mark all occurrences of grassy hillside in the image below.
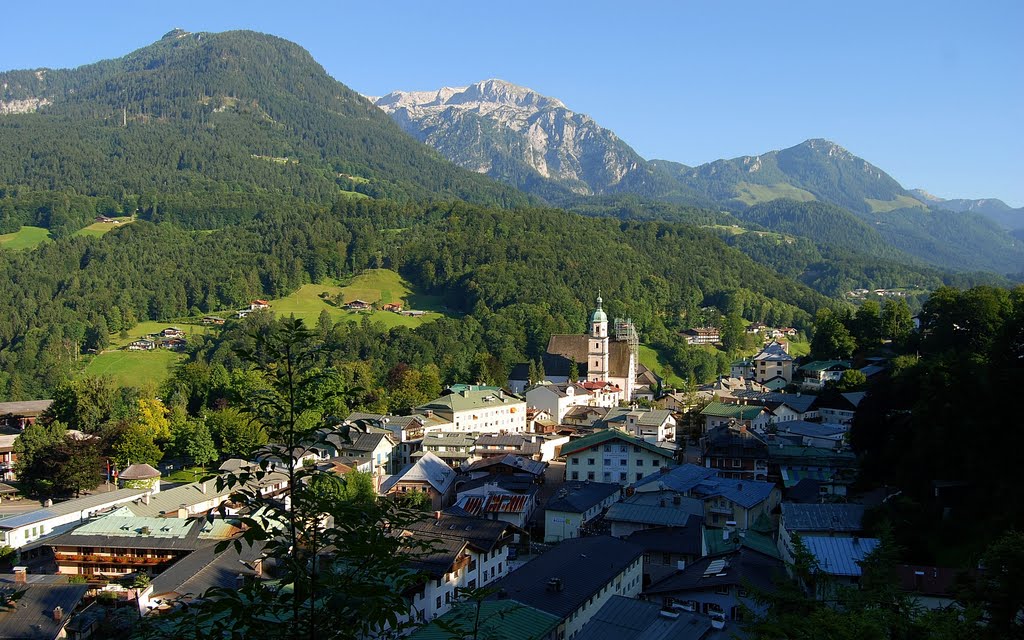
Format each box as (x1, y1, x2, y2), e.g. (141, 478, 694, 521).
(866, 195, 927, 213)
(639, 344, 686, 388)
(73, 216, 136, 238)
(733, 182, 817, 206)
(267, 269, 448, 327)
(0, 226, 50, 250)
(83, 349, 182, 388)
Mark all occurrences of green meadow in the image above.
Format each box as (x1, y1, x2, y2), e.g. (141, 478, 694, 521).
(0, 226, 50, 250)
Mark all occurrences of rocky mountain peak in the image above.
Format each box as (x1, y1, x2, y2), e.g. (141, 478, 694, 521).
(801, 138, 853, 159)
(374, 79, 564, 118)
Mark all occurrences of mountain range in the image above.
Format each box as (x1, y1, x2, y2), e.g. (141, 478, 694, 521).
(0, 29, 1019, 279)
(374, 80, 1023, 275)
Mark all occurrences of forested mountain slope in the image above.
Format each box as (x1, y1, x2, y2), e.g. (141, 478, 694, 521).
(0, 197, 832, 400)
(0, 29, 529, 235)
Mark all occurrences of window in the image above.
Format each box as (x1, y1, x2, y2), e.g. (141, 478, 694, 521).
(604, 445, 611, 452)
(620, 445, 628, 453)
(571, 471, 579, 480)
(715, 585, 730, 595)
(732, 458, 742, 468)
(587, 458, 595, 465)
(604, 458, 611, 466)
(636, 459, 644, 466)
(636, 473, 643, 481)
(652, 459, 660, 467)
(603, 472, 611, 480)
(587, 472, 595, 481)
(620, 459, 627, 466)
(436, 596, 442, 608)
(619, 472, 627, 481)
(498, 562, 502, 573)
(633, 445, 641, 453)
(571, 457, 579, 465)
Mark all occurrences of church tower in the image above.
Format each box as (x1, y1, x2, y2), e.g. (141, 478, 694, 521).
(588, 295, 610, 382)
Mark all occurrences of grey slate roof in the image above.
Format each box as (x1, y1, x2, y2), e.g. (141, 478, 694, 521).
(733, 391, 818, 414)
(464, 454, 546, 476)
(119, 463, 161, 480)
(605, 492, 704, 528)
(400, 514, 516, 553)
(623, 526, 703, 557)
(380, 452, 456, 495)
(0, 581, 87, 640)
(781, 503, 865, 533)
(777, 421, 847, 439)
(803, 535, 880, 577)
(0, 399, 53, 416)
(545, 481, 621, 513)
(0, 487, 146, 530)
(127, 471, 288, 518)
(600, 408, 674, 428)
(575, 595, 712, 640)
(645, 547, 784, 595)
(148, 539, 266, 599)
(490, 536, 643, 618)
(634, 464, 775, 510)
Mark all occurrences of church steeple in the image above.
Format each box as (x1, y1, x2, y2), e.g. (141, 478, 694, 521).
(590, 293, 608, 338)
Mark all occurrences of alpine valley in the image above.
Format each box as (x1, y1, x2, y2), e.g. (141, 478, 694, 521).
(1, 25, 1024, 640)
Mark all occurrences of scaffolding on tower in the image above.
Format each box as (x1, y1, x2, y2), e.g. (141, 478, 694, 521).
(614, 317, 639, 359)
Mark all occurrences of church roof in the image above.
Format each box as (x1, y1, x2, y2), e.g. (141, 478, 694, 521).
(546, 336, 632, 379)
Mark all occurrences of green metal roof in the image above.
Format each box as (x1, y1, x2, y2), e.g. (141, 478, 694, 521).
(71, 514, 195, 539)
(799, 360, 852, 373)
(409, 601, 560, 640)
(699, 402, 765, 420)
(418, 389, 524, 413)
(560, 428, 675, 459)
(704, 528, 780, 559)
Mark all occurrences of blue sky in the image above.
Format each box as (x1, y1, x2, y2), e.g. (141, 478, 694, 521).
(4, 1, 1022, 205)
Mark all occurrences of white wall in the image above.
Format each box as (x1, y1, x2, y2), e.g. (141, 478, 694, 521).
(563, 555, 643, 639)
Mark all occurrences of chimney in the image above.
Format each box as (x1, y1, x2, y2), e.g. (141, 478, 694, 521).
(434, 511, 442, 520)
(723, 529, 730, 541)
(177, 504, 188, 519)
(676, 560, 686, 571)
(201, 482, 207, 494)
(13, 567, 27, 584)
(52, 606, 63, 622)
(143, 492, 150, 505)
(253, 558, 264, 578)
(235, 573, 246, 590)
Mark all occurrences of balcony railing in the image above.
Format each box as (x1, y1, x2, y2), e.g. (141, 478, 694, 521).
(55, 553, 170, 565)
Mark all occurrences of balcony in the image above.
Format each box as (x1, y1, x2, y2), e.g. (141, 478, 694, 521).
(55, 553, 171, 566)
